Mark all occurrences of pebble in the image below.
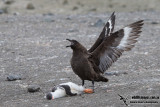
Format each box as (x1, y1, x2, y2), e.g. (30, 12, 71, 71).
(44, 18, 55, 22)
(0, 9, 4, 14)
(89, 8, 97, 12)
(26, 3, 35, 10)
(92, 19, 105, 27)
(72, 6, 78, 11)
(7, 74, 22, 81)
(66, 17, 72, 20)
(43, 13, 54, 16)
(28, 85, 40, 93)
(151, 21, 159, 24)
(63, 0, 68, 5)
(68, 29, 79, 32)
(0, 7, 8, 14)
(105, 71, 128, 76)
(4, 0, 14, 5)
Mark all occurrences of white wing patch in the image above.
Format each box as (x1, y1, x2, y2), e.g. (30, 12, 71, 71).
(117, 27, 132, 49)
(108, 19, 112, 30)
(105, 19, 112, 37)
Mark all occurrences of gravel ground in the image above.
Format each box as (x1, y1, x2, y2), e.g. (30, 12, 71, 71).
(0, 0, 160, 15)
(0, 12, 160, 107)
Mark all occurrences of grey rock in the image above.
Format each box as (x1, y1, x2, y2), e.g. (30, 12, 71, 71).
(28, 85, 40, 93)
(92, 19, 105, 27)
(7, 74, 22, 81)
(0, 7, 8, 14)
(72, 6, 78, 11)
(5, 0, 14, 5)
(44, 18, 55, 22)
(66, 17, 72, 20)
(77, 2, 84, 7)
(0, 9, 4, 14)
(89, 8, 97, 12)
(26, 3, 35, 10)
(105, 71, 128, 76)
(43, 13, 54, 16)
(151, 21, 159, 24)
(63, 0, 68, 5)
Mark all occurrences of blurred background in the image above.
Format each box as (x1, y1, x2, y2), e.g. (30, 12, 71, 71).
(0, 0, 160, 15)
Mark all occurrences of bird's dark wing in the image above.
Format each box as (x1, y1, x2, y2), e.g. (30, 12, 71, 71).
(89, 20, 143, 73)
(88, 12, 115, 53)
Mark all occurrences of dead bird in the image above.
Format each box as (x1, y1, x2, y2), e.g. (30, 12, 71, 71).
(46, 82, 93, 100)
(66, 12, 143, 91)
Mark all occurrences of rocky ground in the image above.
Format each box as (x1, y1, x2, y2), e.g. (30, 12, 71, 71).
(0, 11, 160, 107)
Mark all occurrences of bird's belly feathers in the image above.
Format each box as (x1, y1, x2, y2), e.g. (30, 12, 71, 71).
(71, 56, 94, 80)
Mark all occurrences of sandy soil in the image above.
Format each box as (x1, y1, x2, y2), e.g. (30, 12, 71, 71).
(0, 11, 160, 107)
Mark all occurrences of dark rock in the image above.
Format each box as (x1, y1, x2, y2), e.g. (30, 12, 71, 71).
(108, 4, 113, 8)
(26, 3, 35, 10)
(0, 9, 4, 14)
(77, 2, 84, 7)
(63, 0, 68, 5)
(13, 12, 19, 16)
(5, 0, 14, 5)
(151, 21, 159, 24)
(0, 7, 8, 14)
(66, 17, 72, 20)
(47, 13, 54, 16)
(28, 85, 40, 93)
(122, 4, 126, 8)
(92, 19, 105, 27)
(43, 13, 54, 16)
(89, 8, 97, 12)
(7, 74, 22, 81)
(72, 6, 78, 11)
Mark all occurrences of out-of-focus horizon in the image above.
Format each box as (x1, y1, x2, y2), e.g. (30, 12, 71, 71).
(0, 0, 160, 15)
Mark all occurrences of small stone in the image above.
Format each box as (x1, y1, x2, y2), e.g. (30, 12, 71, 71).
(43, 13, 54, 16)
(77, 2, 84, 7)
(44, 18, 55, 22)
(151, 21, 159, 24)
(92, 19, 105, 27)
(26, 3, 35, 10)
(122, 4, 126, 8)
(5, 0, 14, 5)
(108, 4, 113, 8)
(89, 8, 97, 12)
(105, 71, 128, 76)
(47, 13, 54, 16)
(13, 12, 20, 16)
(0, 9, 4, 14)
(66, 17, 72, 20)
(72, 6, 78, 11)
(105, 72, 118, 76)
(28, 85, 40, 93)
(0, 7, 8, 14)
(63, 0, 68, 5)
(7, 74, 22, 81)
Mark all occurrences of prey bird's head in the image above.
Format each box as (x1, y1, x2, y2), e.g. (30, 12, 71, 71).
(66, 39, 79, 49)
